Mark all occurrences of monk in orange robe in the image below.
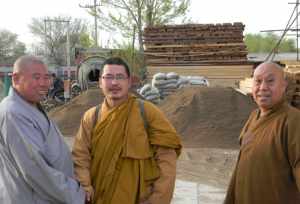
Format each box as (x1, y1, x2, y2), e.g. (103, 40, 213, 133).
(72, 57, 181, 204)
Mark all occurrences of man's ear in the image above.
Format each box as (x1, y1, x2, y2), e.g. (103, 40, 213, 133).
(12, 72, 19, 86)
(283, 79, 288, 91)
(128, 76, 132, 88)
(99, 77, 102, 88)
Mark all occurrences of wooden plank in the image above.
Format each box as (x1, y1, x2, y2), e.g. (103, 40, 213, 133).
(145, 43, 246, 49)
(147, 66, 253, 78)
(146, 59, 249, 65)
(144, 51, 248, 57)
(147, 65, 253, 69)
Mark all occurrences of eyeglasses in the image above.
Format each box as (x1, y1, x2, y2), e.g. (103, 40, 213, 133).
(101, 74, 128, 81)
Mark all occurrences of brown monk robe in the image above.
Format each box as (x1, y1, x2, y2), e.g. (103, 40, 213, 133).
(72, 95, 181, 204)
(225, 101, 300, 204)
(225, 61, 300, 204)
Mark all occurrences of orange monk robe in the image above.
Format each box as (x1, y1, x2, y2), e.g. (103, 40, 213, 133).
(72, 95, 181, 204)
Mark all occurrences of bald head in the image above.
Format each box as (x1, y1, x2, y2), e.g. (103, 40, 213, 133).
(12, 55, 50, 105)
(13, 55, 46, 74)
(252, 62, 287, 114)
(253, 62, 285, 80)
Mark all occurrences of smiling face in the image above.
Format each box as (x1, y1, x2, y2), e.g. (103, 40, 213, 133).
(12, 62, 51, 105)
(99, 64, 131, 104)
(252, 62, 287, 114)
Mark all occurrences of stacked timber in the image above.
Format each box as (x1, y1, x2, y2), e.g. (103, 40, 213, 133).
(285, 70, 300, 109)
(143, 23, 248, 66)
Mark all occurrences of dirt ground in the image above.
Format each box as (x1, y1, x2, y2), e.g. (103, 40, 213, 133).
(159, 87, 256, 189)
(49, 88, 104, 137)
(49, 86, 256, 190)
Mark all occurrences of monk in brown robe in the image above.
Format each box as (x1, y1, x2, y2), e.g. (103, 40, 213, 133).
(72, 57, 182, 204)
(224, 62, 300, 204)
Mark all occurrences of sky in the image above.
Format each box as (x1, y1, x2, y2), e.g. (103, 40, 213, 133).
(0, 0, 296, 47)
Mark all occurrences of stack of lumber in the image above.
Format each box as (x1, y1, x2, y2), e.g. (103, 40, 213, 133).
(285, 69, 300, 109)
(143, 23, 248, 66)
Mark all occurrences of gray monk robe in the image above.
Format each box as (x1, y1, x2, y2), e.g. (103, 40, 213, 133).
(0, 88, 85, 204)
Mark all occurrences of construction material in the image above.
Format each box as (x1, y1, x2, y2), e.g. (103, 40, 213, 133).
(147, 65, 253, 87)
(285, 70, 300, 109)
(283, 61, 300, 109)
(143, 23, 248, 66)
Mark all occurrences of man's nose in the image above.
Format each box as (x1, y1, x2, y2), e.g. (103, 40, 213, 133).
(259, 80, 268, 90)
(39, 78, 51, 87)
(111, 78, 119, 84)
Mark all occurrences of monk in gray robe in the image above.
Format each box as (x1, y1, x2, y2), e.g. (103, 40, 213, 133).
(0, 55, 85, 204)
(224, 62, 300, 204)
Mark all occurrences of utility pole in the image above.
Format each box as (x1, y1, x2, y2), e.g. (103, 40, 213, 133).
(79, 0, 101, 47)
(44, 19, 71, 66)
(44, 18, 71, 101)
(261, 1, 300, 61)
(44, 20, 47, 57)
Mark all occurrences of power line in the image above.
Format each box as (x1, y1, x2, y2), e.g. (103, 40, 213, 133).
(262, 0, 300, 61)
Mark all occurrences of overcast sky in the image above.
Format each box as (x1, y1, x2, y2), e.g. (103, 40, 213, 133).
(0, 0, 296, 46)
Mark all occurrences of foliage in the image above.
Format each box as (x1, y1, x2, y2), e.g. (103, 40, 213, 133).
(111, 41, 146, 78)
(245, 33, 296, 53)
(88, 0, 190, 52)
(0, 29, 26, 65)
(29, 16, 93, 66)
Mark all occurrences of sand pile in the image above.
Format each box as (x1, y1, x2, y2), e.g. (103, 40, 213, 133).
(50, 86, 256, 150)
(49, 88, 104, 136)
(159, 87, 256, 149)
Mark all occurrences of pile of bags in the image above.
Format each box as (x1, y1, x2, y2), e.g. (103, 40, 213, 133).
(152, 72, 179, 99)
(139, 84, 160, 104)
(139, 72, 209, 104)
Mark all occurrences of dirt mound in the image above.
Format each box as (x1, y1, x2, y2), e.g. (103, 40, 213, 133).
(159, 87, 256, 149)
(50, 86, 256, 150)
(49, 88, 104, 136)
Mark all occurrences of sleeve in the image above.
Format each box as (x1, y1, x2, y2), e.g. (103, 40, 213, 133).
(3, 112, 85, 204)
(286, 111, 300, 190)
(148, 146, 177, 204)
(72, 107, 96, 195)
(143, 101, 181, 153)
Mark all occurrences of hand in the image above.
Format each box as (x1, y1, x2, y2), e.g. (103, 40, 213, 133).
(85, 188, 94, 204)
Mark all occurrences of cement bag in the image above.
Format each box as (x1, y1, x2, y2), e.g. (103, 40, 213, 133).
(153, 72, 166, 80)
(177, 76, 189, 84)
(144, 87, 160, 97)
(162, 83, 178, 89)
(164, 78, 178, 85)
(146, 94, 160, 101)
(152, 79, 169, 87)
(161, 89, 176, 95)
(139, 84, 152, 95)
(166, 72, 179, 80)
(188, 76, 209, 86)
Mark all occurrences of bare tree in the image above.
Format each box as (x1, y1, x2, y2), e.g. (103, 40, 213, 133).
(87, 0, 190, 52)
(0, 30, 26, 65)
(29, 16, 93, 65)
